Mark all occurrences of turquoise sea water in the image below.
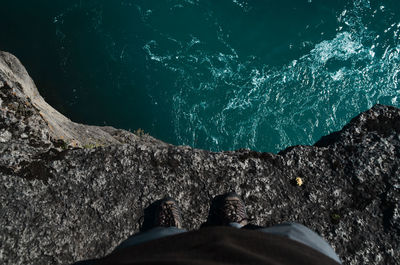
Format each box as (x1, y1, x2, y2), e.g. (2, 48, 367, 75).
(1, 0, 399, 153)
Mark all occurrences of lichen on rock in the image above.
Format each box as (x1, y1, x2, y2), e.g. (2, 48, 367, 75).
(0, 130, 12, 142)
(0, 51, 399, 265)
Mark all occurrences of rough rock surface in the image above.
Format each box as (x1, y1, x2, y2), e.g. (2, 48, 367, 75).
(0, 51, 399, 265)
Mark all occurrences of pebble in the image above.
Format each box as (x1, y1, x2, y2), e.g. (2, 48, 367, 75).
(0, 130, 12, 142)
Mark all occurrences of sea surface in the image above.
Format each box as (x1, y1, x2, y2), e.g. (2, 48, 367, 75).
(1, 0, 399, 153)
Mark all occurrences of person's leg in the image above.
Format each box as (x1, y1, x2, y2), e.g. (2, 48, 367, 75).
(258, 222, 342, 264)
(71, 259, 98, 265)
(114, 197, 186, 251)
(204, 193, 341, 263)
(72, 197, 186, 264)
(202, 192, 249, 227)
(113, 226, 187, 251)
(228, 222, 243, 228)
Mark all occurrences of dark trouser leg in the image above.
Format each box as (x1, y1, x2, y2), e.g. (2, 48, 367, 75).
(257, 222, 341, 264)
(113, 226, 187, 251)
(71, 227, 187, 265)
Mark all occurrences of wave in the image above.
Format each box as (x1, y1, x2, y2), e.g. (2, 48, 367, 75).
(51, 0, 400, 152)
(142, 0, 400, 152)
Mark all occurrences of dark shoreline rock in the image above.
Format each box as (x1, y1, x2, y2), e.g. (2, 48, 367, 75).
(0, 51, 399, 265)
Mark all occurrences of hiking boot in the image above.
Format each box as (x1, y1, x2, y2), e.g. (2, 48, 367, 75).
(203, 192, 249, 227)
(153, 197, 183, 229)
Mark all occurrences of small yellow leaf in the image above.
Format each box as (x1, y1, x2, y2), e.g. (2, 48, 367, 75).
(296, 177, 303, 186)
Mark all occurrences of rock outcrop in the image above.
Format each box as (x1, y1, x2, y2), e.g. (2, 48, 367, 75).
(0, 51, 399, 265)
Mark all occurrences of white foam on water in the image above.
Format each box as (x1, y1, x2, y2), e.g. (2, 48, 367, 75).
(310, 32, 364, 64)
(232, 0, 252, 12)
(331, 68, 345, 81)
(140, 0, 400, 152)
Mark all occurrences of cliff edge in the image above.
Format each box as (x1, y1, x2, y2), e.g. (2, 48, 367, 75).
(0, 51, 399, 265)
